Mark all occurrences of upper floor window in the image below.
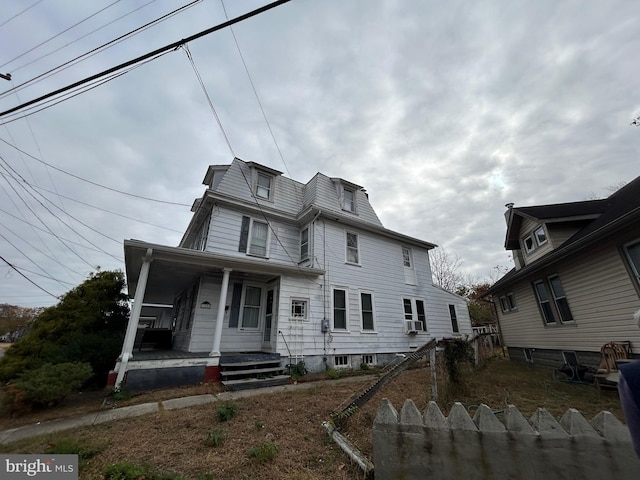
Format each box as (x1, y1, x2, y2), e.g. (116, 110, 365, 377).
(255, 172, 273, 200)
(403, 297, 426, 332)
(402, 246, 417, 285)
(238, 216, 270, 257)
(534, 226, 547, 246)
(523, 225, 547, 255)
(523, 235, 535, 253)
(346, 232, 359, 264)
(300, 227, 309, 261)
(343, 188, 356, 212)
(499, 293, 517, 313)
(448, 304, 459, 333)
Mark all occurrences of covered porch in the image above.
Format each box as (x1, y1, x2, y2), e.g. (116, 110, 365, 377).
(110, 239, 323, 391)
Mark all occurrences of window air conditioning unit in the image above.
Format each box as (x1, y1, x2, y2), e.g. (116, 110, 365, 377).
(405, 320, 423, 334)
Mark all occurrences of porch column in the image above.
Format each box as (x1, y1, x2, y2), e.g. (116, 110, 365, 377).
(210, 267, 232, 357)
(115, 248, 153, 388)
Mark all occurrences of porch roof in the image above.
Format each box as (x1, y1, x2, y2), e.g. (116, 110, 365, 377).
(124, 239, 324, 303)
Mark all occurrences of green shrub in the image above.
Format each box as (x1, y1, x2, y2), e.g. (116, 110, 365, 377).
(216, 401, 237, 422)
(289, 361, 307, 380)
(104, 461, 187, 480)
(326, 368, 341, 379)
(203, 428, 226, 447)
(3, 362, 93, 410)
(247, 441, 278, 463)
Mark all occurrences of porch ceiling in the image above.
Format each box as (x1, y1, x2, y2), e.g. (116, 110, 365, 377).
(124, 239, 324, 303)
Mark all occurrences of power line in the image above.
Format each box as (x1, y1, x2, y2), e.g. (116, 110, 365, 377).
(0, 0, 122, 69)
(0, 253, 59, 299)
(0, 0, 44, 29)
(0, 0, 292, 118)
(2, 0, 201, 98)
(0, 137, 191, 206)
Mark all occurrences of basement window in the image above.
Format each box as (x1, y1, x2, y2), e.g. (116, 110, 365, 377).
(334, 355, 349, 368)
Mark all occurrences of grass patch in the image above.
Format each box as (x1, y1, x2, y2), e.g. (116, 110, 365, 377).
(247, 441, 278, 463)
(216, 400, 237, 422)
(104, 461, 187, 480)
(203, 428, 226, 447)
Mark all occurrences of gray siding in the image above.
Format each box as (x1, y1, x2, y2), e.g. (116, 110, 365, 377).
(496, 234, 640, 355)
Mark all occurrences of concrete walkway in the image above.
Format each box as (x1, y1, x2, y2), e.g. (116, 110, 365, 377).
(0, 376, 372, 445)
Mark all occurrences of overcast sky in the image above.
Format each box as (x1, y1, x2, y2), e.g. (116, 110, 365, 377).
(0, 0, 638, 308)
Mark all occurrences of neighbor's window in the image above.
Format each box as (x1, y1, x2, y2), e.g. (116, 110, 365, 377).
(255, 172, 272, 199)
(548, 275, 573, 323)
(346, 232, 359, 264)
(333, 288, 347, 330)
(624, 239, 640, 287)
(533, 280, 556, 324)
(534, 226, 547, 246)
(300, 227, 309, 261)
(360, 292, 375, 331)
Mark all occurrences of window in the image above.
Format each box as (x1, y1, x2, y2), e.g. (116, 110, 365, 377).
(534, 226, 547, 246)
(333, 288, 347, 330)
(346, 232, 359, 264)
(523, 348, 534, 363)
(448, 304, 459, 333)
(402, 247, 417, 285)
(360, 292, 375, 331)
(238, 218, 269, 257)
(241, 286, 262, 329)
(533, 280, 556, 324)
(361, 354, 375, 366)
(255, 172, 273, 199)
(300, 227, 309, 261)
(291, 299, 307, 320)
(624, 239, 640, 288)
(403, 297, 426, 332)
(524, 235, 535, 253)
(343, 188, 355, 212)
(499, 293, 517, 313)
(548, 275, 573, 323)
(334, 355, 349, 368)
(507, 293, 517, 310)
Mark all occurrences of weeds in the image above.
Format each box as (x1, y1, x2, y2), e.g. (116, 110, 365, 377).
(203, 428, 226, 447)
(216, 401, 237, 422)
(104, 461, 186, 480)
(247, 441, 278, 463)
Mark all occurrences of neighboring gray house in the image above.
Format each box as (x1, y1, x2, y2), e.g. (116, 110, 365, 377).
(486, 176, 640, 368)
(110, 158, 471, 390)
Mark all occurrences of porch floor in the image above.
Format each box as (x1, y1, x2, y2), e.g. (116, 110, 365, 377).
(129, 350, 280, 362)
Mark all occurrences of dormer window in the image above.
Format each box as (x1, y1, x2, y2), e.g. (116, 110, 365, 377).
(534, 226, 547, 246)
(343, 188, 356, 212)
(523, 235, 535, 253)
(255, 172, 273, 200)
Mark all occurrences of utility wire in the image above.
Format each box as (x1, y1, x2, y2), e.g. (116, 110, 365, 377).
(0, 0, 44, 29)
(0, 0, 122, 69)
(0, 254, 59, 299)
(0, 137, 191, 206)
(2, 0, 201, 98)
(181, 44, 235, 157)
(0, 0, 292, 118)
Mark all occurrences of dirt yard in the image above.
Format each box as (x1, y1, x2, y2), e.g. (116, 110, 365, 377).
(0, 355, 625, 479)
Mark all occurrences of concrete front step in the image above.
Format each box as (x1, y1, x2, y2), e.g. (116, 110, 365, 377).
(221, 366, 285, 378)
(222, 375, 291, 391)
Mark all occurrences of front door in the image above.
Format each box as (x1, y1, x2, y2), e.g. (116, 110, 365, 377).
(262, 287, 276, 349)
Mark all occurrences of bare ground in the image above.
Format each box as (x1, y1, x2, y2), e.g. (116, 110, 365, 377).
(0, 355, 625, 480)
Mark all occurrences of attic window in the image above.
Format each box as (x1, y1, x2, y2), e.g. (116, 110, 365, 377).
(524, 235, 535, 253)
(255, 172, 273, 200)
(534, 226, 547, 246)
(343, 188, 356, 212)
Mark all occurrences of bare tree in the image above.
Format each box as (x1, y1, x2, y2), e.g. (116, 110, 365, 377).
(430, 245, 463, 293)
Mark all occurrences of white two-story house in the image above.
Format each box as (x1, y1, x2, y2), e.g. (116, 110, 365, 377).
(110, 158, 471, 391)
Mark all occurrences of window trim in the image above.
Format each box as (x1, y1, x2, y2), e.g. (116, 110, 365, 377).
(359, 290, 377, 333)
(345, 231, 360, 265)
(332, 287, 349, 331)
